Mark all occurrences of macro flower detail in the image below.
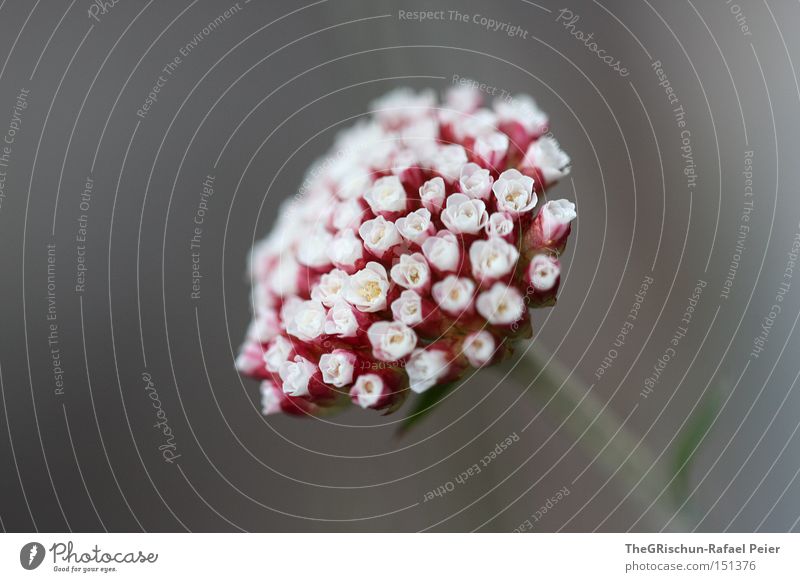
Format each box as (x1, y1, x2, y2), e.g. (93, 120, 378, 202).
(240, 86, 576, 417)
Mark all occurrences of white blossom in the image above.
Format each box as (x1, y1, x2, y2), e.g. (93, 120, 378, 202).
(343, 262, 390, 313)
(364, 175, 407, 215)
(395, 208, 434, 244)
(318, 350, 356, 387)
(421, 231, 461, 273)
(351, 374, 386, 409)
(524, 136, 571, 184)
(441, 193, 489, 234)
(459, 163, 493, 201)
(358, 215, 401, 259)
(476, 283, 526, 325)
(462, 330, 496, 367)
(469, 237, 520, 280)
(390, 252, 430, 291)
(391, 290, 424, 326)
(406, 348, 450, 393)
(279, 355, 318, 397)
(492, 169, 537, 215)
(432, 275, 476, 315)
(311, 268, 349, 307)
(285, 300, 327, 342)
(367, 320, 418, 361)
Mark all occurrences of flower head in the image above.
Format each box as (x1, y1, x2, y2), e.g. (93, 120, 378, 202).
(238, 87, 575, 415)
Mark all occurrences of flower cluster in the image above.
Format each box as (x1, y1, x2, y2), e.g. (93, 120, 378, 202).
(236, 86, 575, 416)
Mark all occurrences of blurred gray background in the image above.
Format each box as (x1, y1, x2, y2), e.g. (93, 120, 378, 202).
(0, 0, 799, 532)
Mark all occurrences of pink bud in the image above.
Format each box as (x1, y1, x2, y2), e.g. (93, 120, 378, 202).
(419, 177, 446, 215)
(328, 228, 365, 274)
(390, 252, 430, 292)
(524, 253, 561, 306)
(318, 349, 358, 387)
(349, 370, 403, 410)
(432, 275, 476, 316)
(235, 340, 269, 379)
(405, 343, 464, 393)
(526, 199, 576, 253)
(279, 355, 331, 400)
(367, 320, 418, 362)
(476, 283, 526, 326)
(522, 136, 571, 188)
(421, 230, 461, 274)
(461, 330, 499, 368)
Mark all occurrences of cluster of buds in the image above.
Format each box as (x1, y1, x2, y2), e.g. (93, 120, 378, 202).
(236, 85, 575, 417)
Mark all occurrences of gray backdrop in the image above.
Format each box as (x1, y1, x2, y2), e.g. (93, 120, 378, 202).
(0, 0, 799, 532)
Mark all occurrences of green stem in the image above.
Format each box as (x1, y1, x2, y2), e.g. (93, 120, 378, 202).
(504, 343, 691, 531)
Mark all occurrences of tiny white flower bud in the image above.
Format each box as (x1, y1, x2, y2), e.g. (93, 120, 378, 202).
(364, 175, 407, 215)
(486, 212, 515, 239)
(494, 95, 547, 135)
(331, 199, 366, 231)
(350, 374, 386, 409)
(419, 176, 446, 213)
(432, 275, 476, 315)
(469, 237, 520, 281)
(297, 227, 333, 269)
(524, 136, 571, 184)
(285, 300, 327, 342)
(528, 254, 561, 292)
(474, 131, 509, 168)
(539, 199, 577, 242)
(441, 193, 489, 234)
(390, 252, 430, 291)
(493, 169, 537, 215)
(358, 215, 401, 259)
(279, 355, 318, 397)
(311, 268, 349, 307)
(328, 228, 364, 270)
(264, 335, 292, 373)
(395, 208, 434, 244)
(324, 299, 360, 337)
(343, 261, 390, 313)
(367, 320, 418, 361)
(391, 290, 424, 326)
(260, 380, 283, 415)
(462, 330, 496, 368)
(432, 144, 468, 182)
(318, 350, 357, 387)
(476, 283, 526, 325)
(406, 348, 450, 393)
(421, 231, 461, 273)
(459, 163, 493, 201)
(269, 257, 300, 297)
